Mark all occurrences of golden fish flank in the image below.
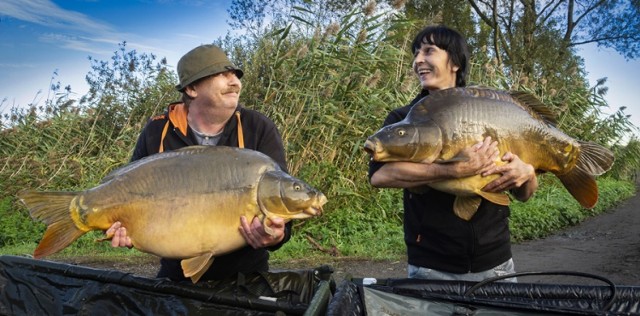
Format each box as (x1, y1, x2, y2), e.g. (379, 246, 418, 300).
(18, 146, 327, 283)
(364, 87, 614, 221)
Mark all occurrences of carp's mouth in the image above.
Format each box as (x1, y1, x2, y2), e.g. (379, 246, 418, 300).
(304, 206, 323, 216)
(364, 138, 388, 161)
(303, 193, 328, 216)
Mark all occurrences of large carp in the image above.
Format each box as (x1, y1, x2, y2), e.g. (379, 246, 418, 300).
(18, 146, 327, 283)
(364, 87, 614, 220)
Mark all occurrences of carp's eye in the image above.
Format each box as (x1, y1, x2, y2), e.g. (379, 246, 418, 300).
(397, 129, 406, 136)
(294, 184, 301, 191)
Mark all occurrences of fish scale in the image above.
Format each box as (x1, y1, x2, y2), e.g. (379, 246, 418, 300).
(18, 145, 327, 283)
(364, 86, 614, 220)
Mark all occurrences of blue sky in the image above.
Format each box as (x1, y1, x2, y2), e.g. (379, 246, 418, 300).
(0, 0, 232, 110)
(1, 0, 639, 132)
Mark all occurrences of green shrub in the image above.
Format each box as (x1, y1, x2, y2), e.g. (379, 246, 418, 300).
(510, 176, 636, 242)
(0, 6, 638, 262)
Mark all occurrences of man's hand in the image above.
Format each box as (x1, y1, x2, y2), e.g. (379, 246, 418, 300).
(106, 221, 133, 248)
(239, 216, 285, 249)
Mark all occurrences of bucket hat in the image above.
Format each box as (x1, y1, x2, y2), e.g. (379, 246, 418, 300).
(175, 44, 244, 91)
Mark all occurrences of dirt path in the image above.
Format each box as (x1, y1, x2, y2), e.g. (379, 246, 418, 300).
(511, 191, 640, 286)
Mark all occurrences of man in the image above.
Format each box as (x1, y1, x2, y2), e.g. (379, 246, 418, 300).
(107, 44, 291, 282)
(368, 25, 538, 282)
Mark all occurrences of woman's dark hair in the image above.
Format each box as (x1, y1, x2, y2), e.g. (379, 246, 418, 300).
(411, 25, 469, 87)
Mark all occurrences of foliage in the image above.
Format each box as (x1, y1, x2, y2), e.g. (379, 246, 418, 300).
(0, 43, 177, 255)
(0, 197, 43, 248)
(0, 43, 177, 196)
(510, 176, 636, 242)
(0, 1, 639, 262)
(223, 4, 420, 256)
(465, 0, 640, 67)
(609, 137, 640, 181)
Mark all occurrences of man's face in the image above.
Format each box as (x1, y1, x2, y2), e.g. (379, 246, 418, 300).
(191, 70, 242, 109)
(412, 42, 459, 91)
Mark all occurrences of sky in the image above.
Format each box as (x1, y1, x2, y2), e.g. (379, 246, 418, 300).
(1, 0, 639, 134)
(0, 0, 233, 112)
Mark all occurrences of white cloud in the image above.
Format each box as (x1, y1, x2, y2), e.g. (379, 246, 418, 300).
(0, 0, 177, 59)
(0, 0, 123, 55)
(38, 33, 107, 54)
(0, 0, 113, 33)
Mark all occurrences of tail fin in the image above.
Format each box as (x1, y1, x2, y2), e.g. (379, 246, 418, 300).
(17, 191, 86, 258)
(557, 141, 614, 209)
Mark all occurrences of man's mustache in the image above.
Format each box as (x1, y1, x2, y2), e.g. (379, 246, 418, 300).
(222, 88, 241, 94)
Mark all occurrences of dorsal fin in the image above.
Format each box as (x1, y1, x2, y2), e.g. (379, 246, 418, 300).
(509, 91, 558, 126)
(101, 146, 211, 183)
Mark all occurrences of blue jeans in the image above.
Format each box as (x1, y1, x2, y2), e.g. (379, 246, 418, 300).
(408, 258, 517, 283)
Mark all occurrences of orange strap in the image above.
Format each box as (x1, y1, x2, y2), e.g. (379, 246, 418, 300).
(158, 103, 187, 153)
(235, 110, 244, 148)
(159, 121, 170, 153)
(158, 108, 244, 151)
(169, 104, 189, 136)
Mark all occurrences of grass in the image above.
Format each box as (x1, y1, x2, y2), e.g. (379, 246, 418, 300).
(510, 176, 637, 242)
(1, 6, 638, 267)
(2, 177, 635, 266)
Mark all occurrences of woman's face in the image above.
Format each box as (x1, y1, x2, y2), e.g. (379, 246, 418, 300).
(412, 42, 459, 91)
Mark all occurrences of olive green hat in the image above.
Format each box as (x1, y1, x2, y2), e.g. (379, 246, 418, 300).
(175, 44, 244, 91)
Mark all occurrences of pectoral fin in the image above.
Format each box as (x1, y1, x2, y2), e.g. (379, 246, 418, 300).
(262, 217, 275, 236)
(454, 192, 511, 220)
(453, 197, 482, 221)
(96, 228, 115, 242)
(181, 253, 215, 283)
(436, 149, 475, 163)
(95, 236, 111, 242)
(476, 191, 511, 206)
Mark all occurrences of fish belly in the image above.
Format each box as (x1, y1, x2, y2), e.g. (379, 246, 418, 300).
(76, 147, 274, 259)
(429, 173, 501, 196)
(89, 190, 261, 259)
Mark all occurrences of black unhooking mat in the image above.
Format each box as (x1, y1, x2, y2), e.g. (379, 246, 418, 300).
(328, 274, 640, 316)
(0, 255, 334, 316)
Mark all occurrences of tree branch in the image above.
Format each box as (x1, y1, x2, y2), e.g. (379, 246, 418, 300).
(569, 34, 640, 47)
(573, 0, 607, 27)
(563, 0, 575, 42)
(467, 0, 496, 27)
(539, 0, 563, 25)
